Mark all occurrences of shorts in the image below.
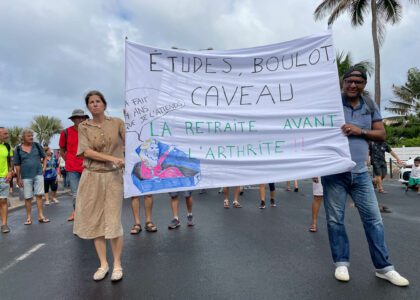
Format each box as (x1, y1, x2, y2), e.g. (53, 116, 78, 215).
(372, 164, 387, 177)
(313, 180, 323, 196)
(23, 175, 44, 199)
(0, 178, 9, 199)
(169, 191, 192, 198)
(44, 178, 58, 193)
(408, 177, 420, 186)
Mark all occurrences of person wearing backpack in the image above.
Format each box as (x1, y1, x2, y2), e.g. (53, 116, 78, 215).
(59, 109, 89, 221)
(13, 128, 50, 225)
(0, 127, 13, 233)
(321, 66, 409, 286)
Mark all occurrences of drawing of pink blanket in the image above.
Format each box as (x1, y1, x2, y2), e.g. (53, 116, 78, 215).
(140, 151, 183, 179)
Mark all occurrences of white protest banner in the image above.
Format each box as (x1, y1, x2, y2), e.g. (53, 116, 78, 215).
(124, 30, 355, 197)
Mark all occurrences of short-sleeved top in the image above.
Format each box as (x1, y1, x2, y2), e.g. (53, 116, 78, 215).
(369, 142, 391, 166)
(0, 143, 13, 178)
(59, 126, 84, 173)
(342, 95, 382, 173)
(77, 117, 125, 172)
(13, 142, 45, 179)
(44, 156, 58, 180)
(411, 165, 420, 179)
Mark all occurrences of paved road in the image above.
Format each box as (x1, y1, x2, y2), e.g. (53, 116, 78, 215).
(1, 180, 419, 299)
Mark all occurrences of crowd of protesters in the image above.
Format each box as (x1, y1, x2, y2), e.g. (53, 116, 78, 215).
(1, 67, 419, 287)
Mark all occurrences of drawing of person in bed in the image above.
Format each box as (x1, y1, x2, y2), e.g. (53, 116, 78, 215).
(132, 139, 184, 179)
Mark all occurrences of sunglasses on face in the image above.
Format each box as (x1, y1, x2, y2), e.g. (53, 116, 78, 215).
(344, 79, 366, 86)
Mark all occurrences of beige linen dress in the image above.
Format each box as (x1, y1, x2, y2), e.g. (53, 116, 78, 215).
(73, 117, 125, 239)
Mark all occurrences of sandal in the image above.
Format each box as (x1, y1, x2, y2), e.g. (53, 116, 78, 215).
(38, 218, 50, 223)
(130, 224, 142, 234)
(24, 219, 32, 225)
(233, 200, 242, 208)
(145, 221, 157, 232)
(309, 224, 317, 232)
(378, 189, 388, 194)
(223, 199, 230, 209)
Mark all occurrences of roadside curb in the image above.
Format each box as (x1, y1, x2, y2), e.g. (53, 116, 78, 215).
(8, 190, 70, 212)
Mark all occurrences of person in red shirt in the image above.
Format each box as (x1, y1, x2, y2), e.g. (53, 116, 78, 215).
(59, 109, 89, 221)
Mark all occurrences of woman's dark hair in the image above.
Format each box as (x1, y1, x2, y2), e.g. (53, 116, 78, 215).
(414, 157, 420, 163)
(85, 90, 107, 108)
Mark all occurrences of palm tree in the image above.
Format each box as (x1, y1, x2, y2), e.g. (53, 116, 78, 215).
(314, 0, 419, 108)
(30, 115, 63, 146)
(385, 67, 420, 117)
(7, 126, 24, 148)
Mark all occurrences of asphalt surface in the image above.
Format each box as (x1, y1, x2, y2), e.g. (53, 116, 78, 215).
(0, 180, 419, 300)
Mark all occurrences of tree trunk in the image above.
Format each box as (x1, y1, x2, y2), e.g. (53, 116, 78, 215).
(371, 0, 381, 108)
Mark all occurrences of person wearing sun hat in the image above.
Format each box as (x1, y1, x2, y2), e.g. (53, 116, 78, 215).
(59, 109, 89, 221)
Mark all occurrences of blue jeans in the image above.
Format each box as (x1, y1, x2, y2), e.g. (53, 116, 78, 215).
(322, 171, 394, 272)
(67, 172, 82, 209)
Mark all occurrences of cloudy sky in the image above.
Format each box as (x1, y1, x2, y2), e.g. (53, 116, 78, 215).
(1, 0, 419, 147)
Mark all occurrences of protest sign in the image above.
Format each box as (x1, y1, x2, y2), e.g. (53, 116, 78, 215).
(124, 30, 355, 197)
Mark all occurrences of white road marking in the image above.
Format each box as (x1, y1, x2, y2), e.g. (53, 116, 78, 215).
(0, 243, 45, 275)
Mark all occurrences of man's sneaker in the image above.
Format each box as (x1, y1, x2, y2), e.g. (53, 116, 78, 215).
(168, 218, 180, 229)
(270, 198, 276, 207)
(376, 270, 409, 287)
(334, 266, 350, 282)
(259, 201, 266, 209)
(187, 215, 194, 226)
(1, 224, 10, 233)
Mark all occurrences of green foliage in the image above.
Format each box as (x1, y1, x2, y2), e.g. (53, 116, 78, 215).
(7, 126, 24, 148)
(397, 137, 420, 147)
(385, 113, 420, 146)
(30, 115, 63, 146)
(386, 67, 420, 117)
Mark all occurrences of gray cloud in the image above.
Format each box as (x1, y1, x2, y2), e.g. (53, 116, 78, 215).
(1, 0, 419, 147)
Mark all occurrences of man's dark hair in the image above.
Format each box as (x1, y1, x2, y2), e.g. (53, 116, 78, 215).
(414, 157, 420, 163)
(343, 65, 368, 81)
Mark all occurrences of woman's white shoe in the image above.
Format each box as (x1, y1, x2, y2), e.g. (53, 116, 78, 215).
(93, 265, 109, 281)
(111, 268, 123, 282)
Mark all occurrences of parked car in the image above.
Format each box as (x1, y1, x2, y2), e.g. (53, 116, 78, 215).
(399, 158, 414, 185)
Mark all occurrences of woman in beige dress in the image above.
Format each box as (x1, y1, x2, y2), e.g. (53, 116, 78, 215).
(73, 90, 125, 282)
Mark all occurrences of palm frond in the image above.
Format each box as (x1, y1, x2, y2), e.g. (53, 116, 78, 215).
(328, 0, 353, 25)
(354, 60, 374, 77)
(7, 126, 24, 148)
(386, 68, 420, 116)
(377, 0, 402, 24)
(314, 0, 343, 20)
(30, 115, 63, 146)
(350, 0, 368, 26)
(376, 11, 387, 46)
